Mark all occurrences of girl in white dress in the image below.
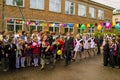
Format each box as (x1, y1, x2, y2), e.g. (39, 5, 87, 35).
(90, 37, 96, 56)
(83, 34, 91, 58)
(73, 34, 82, 61)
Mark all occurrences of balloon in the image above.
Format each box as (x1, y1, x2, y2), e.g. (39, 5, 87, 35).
(62, 24, 67, 27)
(68, 24, 74, 27)
(57, 50, 62, 55)
(90, 24, 93, 27)
(87, 24, 90, 27)
(103, 23, 106, 26)
(115, 23, 120, 30)
(81, 24, 86, 30)
(97, 25, 102, 30)
(75, 24, 79, 27)
(112, 22, 116, 27)
(27, 21, 30, 25)
(106, 23, 111, 28)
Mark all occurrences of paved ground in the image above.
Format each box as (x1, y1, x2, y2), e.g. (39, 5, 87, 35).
(0, 55, 120, 80)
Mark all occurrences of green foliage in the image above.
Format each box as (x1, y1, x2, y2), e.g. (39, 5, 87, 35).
(113, 29, 120, 36)
(94, 31, 104, 37)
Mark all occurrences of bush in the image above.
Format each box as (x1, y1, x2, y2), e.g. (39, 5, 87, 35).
(94, 31, 104, 37)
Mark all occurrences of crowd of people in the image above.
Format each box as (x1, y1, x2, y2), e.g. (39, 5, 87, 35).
(102, 34, 120, 68)
(0, 30, 119, 72)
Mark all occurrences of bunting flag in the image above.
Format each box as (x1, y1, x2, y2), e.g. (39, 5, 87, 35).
(4, 18, 120, 30)
(115, 23, 120, 30)
(74, 24, 79, 27)
(97, 24, 102, 30)
(90, 23, 93, 27)
(68, 24, 74, 27)
(87, 23, 90, 27)
(112, 22, 116, 27)
(81, 24, 86, 30)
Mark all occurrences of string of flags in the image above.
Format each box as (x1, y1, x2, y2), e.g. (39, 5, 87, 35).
(5, 18, 120, 30)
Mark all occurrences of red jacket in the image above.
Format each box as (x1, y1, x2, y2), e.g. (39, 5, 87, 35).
(31, 42, 41, 54)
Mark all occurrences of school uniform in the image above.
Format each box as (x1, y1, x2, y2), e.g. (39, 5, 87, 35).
(26, 42, 32, 66)
(1, 44, 9, 71)
(32, 41, 40, 67)
(8, 43, 17, 70)
(110, 44, 117, 68)
(64, 37, 74, 66)
(84, 37, 91, 57)
(16, 43, 22, 68)
(21, 43, 27, 67)
(117, 43, 120, 68)
(74, 39, 82, 52)
(103, 43, 110, 66)
(40, 40, 49, 69)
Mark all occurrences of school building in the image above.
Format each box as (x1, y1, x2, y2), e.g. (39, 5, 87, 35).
(0, 0, 114, 34)
(113, 9, 120, 22)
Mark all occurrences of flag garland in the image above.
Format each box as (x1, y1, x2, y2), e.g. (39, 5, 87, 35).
(5, 18, 120, 30)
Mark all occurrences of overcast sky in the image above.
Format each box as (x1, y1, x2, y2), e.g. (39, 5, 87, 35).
(92, 0, 120, 9)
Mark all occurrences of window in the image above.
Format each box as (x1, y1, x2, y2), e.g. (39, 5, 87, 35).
(49, 0, 61, 12)
(6, 18, 23, 32)
(88, 27, 95, 33)
(65, 0, 75, 15)
(115, 18, 118, 22)
(89, 7, 96, 18)
(64, 27, 74, 33)
(6, 0, 24, 7)
(78, 28, 82, 33)
(30, 0, 44, 10)
(29, 20, 45, 33)
(98, 9, 104, 20)
(78, 4, 86, 17)
(49, 23, 60, 33)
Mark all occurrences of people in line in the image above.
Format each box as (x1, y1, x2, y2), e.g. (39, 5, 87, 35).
(1, 30, 119, 72)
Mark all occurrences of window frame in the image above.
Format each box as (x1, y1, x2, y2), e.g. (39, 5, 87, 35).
(88, 27, 95, 33)
(30, 0, 45, 10)
(49, 0, 61, 13)
(6, 18, 24, 33)
(65, 0, 75, 15)
(89, 6, 96, 19)
(29, 19, 45, 33)
(78, 3, 86, 17)
(48, 22, 61, 33)
(98, 9, 104, 20)
(6, 0, 25, 7)
(64, 24, 74, 33)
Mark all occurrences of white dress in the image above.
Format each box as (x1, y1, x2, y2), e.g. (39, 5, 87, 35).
(74, 39, 82, 52)
(91, 39, 96, 48)
(84, 38, 90, 50)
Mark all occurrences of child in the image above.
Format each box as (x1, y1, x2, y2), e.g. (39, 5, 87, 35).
(26, 37, 32, 67)
(40, 35, 50, 70)
(21, 40, 27, 68)
(73, 34, 82, 61)
(103, 40, 110, 66)
(8, 39, 17, 70)
(31, 37, 40, 67)
(16, 38, 22, 69)
(1, 41, 9, 71)
(90, 37, 96, 56)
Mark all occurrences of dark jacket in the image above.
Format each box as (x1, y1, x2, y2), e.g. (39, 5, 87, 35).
(117, 43, 120, 57)
(64, 37, 74, 51)
(0, 45, 4, 58)
(96, 37, 103, 46)
(103, 43, 110, 54)
(8, 43, 17, 58)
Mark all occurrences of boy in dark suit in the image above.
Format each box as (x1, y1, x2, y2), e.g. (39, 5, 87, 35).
(8, 39, 17, 70)
(64, 32, 74, 66)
